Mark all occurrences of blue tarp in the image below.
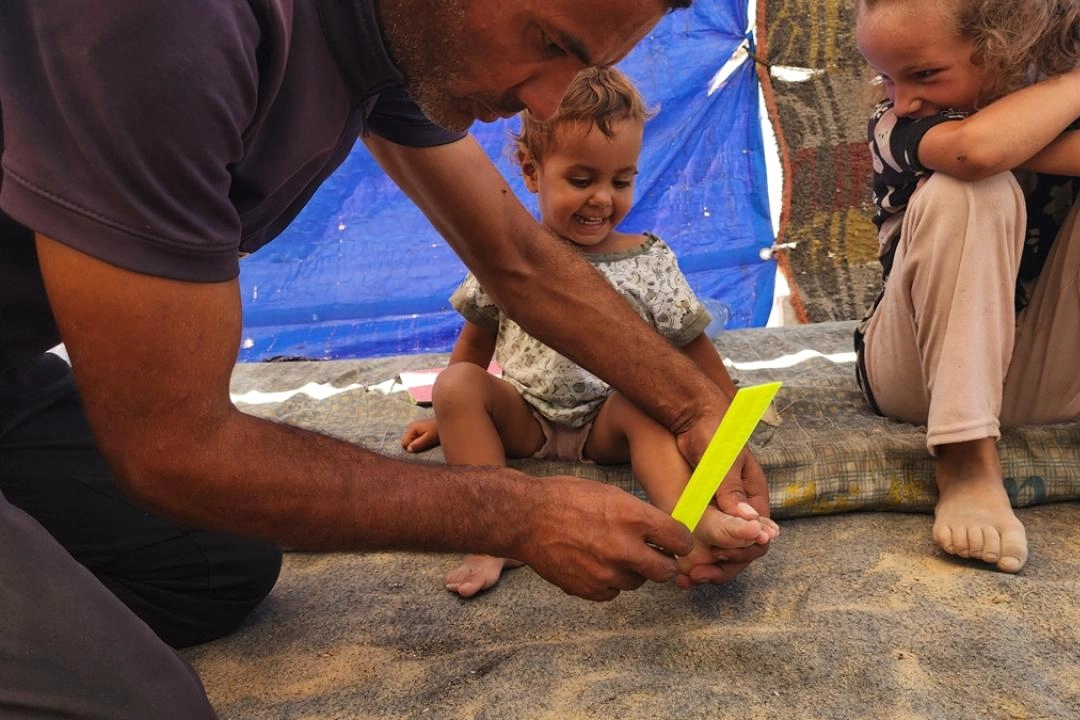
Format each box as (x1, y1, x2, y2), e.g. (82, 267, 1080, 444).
(238, 1, 775, 361)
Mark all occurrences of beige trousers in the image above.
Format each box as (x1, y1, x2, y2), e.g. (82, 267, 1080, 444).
(863, 171, 1080, 453)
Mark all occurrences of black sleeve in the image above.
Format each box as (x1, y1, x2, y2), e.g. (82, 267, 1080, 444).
(365, 84, 468, 147)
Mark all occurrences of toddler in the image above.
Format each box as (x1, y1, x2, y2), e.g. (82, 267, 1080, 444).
(402, 66, 778, 597)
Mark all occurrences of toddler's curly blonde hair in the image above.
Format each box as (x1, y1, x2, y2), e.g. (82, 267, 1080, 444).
(513, 66, 654, 167)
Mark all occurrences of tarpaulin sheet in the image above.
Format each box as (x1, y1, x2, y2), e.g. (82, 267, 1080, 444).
(238, 0, 776, 360)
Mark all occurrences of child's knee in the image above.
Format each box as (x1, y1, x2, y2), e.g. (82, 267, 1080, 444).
(912, 171, 1023, 218)
(431, 362, 491, 405)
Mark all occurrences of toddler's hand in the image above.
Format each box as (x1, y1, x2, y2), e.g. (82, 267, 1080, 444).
(401, 418, 440, 453)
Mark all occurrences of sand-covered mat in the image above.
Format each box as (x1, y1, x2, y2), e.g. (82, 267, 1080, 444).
(184, 506, 1080, 719)
(183, 322, 1080, 718)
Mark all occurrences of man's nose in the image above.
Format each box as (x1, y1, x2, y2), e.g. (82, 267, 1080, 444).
(515, 61, 585, 120)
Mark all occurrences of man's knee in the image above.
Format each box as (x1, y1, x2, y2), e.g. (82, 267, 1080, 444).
(0, 496, 220, 719)
(102, 532, 282, 648)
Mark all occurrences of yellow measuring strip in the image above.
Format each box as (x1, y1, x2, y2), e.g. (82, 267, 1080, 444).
(670, 381, 782, 532)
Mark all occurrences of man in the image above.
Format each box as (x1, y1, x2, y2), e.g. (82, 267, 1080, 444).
(0, 0, 772, 715)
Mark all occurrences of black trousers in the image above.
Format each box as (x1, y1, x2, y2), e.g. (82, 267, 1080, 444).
(0, 352, 282, 716)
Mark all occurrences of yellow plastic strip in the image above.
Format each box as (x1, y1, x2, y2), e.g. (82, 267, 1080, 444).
(670, 381, 782, 532)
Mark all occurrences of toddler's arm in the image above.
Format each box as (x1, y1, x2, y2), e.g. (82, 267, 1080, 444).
(918, 67, 1080, 180)
(400, 320, 497, 453)
(448, 320, 497, 367)
(680, 333, 737, 399)
(401, 418, 440, 453)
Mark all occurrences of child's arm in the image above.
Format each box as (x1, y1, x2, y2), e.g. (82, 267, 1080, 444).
(918, 67, 1080, 180)
(448, 320, 497, 367)
(1019, 129, 1080, 177)
(679, 334, 737, 400)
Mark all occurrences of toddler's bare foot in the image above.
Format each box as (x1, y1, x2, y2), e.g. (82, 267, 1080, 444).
(444, 554, 523, 597)
(674, 505, 779, 583)
(695, 504, 777, 549)
(933, 438, 1027, 573)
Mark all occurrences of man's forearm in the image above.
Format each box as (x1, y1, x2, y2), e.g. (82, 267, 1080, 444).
(125, 408, 532, 557)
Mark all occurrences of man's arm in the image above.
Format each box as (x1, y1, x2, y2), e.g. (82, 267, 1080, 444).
(35, 234, 692, 600)
(362, 133, 732, 466)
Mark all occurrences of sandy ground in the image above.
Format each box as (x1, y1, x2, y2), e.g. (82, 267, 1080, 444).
(185, 502, 1080, 720)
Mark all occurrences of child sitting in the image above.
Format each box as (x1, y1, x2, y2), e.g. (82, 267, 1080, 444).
(853, 0, 1080, 572)
(402, 66, 778, 597)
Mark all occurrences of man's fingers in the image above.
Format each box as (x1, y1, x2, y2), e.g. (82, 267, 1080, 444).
(710, 542, 769, 564)
(560, 566, 649, 601)
(644, 514, 694, 560)
(687, 559, 751, 586)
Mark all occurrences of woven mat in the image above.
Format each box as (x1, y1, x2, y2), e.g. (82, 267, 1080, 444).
(759, 0, 883, 322)
(229, 322, 1080, 519)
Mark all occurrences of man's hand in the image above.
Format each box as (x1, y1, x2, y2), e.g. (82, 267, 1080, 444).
(674, 447, 776, 588)
(515, 476, 694, 601)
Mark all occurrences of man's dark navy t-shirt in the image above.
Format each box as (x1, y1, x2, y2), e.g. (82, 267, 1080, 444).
(0, 0, 465, 372)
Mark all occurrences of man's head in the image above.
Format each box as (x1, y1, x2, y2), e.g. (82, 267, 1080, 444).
(377, 0, 688, 131)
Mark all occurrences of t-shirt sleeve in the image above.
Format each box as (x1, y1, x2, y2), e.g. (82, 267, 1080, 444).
(624, 235, 710, 347)
(364, 84, 467, 147)
(0, 2, 259, 282)
(869, 101, 965, 176)
(449, 272, 500, 333)
(869, 100, 966, 224)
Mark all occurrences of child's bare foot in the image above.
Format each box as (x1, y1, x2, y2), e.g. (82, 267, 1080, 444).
(444, 554, 524, 597)
(675, 504, 779, 582)
(676, 538, 720, 578)
(933, 438, 1027, 573)
(695, 503, 778, 549)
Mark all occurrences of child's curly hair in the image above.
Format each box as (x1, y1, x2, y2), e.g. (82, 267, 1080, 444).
(513, 66, 654, 167)
(855, 0, 1080, 105)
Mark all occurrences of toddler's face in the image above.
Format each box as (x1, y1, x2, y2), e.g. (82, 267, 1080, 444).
(531, 119, 644, 251)
(855, 0, 987, 117)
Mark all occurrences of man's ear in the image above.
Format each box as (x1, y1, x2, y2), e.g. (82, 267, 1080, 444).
(517, 149, 540, 193)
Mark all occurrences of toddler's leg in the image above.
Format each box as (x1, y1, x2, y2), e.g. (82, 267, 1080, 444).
(862, 172, 1028, 572)
(444, 556, 525, 598)
(431, 363, 543, 597)
(585, 393, 775, 574)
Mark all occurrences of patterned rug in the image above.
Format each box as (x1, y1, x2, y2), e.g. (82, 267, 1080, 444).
(759, 0, 882, 323)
